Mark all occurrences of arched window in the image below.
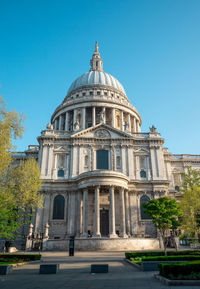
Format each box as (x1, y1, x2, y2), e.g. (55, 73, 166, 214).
(175, 186, 180, 191)
(53, 195, 65, 220)
(140, 170, 146, 178)
(140, 195, 151, 220)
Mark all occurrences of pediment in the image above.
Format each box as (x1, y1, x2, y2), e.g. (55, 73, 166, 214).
(54, 146, 68, 152)
(134, 148, 149, 154)
(71, 123, 131, 139)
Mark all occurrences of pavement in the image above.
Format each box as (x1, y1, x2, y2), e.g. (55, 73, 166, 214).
(0, 251, 198, 289)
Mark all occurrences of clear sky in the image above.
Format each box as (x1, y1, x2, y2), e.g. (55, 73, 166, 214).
(0, 0, 200, 154)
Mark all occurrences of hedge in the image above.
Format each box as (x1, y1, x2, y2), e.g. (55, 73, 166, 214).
(158, 261, 200, 280)
(125, 250, 200, 259)
(0, 254, 41, 261)
(142, 255, 200, 262)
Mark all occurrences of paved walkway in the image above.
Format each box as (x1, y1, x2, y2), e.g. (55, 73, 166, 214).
(0, 251, 197, 289)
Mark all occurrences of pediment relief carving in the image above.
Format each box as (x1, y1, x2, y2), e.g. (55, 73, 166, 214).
(134, 148, 149, 154)
(94, 129, 111, 138)
(54, 146, 69, 153)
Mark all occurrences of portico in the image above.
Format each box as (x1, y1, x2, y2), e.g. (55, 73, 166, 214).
(78, 183, 129, 239)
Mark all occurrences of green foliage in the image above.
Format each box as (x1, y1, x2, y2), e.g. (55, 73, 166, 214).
(0, 254, 41, 262)
(0, 98, 42, 239)
(142, 197, 182, 254)
(0, 97, 24, 176)
(180, 167, 200, 238)
(158, 261, 200, 280)
(125, 250, 200, 259)
(142, 255, 200, 261)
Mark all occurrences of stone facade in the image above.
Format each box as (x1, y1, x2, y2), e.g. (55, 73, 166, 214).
(14, 43, 200, 251)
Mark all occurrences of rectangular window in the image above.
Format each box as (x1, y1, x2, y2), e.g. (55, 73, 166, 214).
(97, 150, 109, 169)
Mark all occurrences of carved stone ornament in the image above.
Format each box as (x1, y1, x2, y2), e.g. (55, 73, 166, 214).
(46, 123, 53, 130)
(94, 129, 110, 138)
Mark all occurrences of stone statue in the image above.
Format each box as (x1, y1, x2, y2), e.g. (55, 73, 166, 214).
(149, 125, 157, 133)
(46, 123, 53, 130)
(74, 120, 80, 130)
(99, 108, 105, 123)
(124, 121, 129, 131)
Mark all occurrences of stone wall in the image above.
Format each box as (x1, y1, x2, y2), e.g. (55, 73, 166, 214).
(44, 237, 160, 251)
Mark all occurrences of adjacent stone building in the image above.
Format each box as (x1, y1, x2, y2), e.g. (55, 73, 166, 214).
(16, 43, 200, 251)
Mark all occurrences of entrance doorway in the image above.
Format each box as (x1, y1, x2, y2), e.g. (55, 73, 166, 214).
(100, 209, 109, 236)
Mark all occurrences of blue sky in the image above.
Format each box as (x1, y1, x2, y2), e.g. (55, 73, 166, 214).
(0, 0, 200, 154)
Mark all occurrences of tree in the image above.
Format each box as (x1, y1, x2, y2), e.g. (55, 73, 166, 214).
(180, 167, 200, 238)
(143, 197, 182, 255)
(0, 97, 42, 239)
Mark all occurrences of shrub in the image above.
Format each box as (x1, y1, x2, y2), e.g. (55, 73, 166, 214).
(0, 254, 41, 262)
(125, 250, 200, 259)
(158, 261, 200, 280)
(142, 255, 200, 262)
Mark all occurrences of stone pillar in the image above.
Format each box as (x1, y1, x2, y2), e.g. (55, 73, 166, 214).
(76, 190, 82, 237)
(119, 187, 128, 238)
(44, 223, 49, 239)
(58, 115, 62, 130)
(127, 114, 131, 132)
(93, 186, 101, 237)
(125, 190, 131, 236)
(54, 118, 58, 130)
(133, 117, 137, 133)
(41, 145, 48, 177)
(136, 120, 140, 133)
(102, 107, 106, 123)
(65, 111, 69, 131)
(92, 106, 96, 126)
(82, 107, 86, 130)
(82, 188, 88, 237)
(135, 155, 140, 179)
(112, 108, 115, 128)
(121, 110, 124, 131)
(109, 186, 117, 238)
(150, 146, 157, 180)
(47, 145, 53, 178)
(73, 109, 77, 131)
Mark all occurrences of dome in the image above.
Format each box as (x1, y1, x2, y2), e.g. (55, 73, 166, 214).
(67, 71, 126, 96)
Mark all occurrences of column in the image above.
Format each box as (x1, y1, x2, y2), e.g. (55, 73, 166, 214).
(112, 108, 115, 128)
(133, 117, 137, 133)
(92, 106, 96, 126)
(150, 146, 157, 180)
(55, 118, 58, 130)
(41, 145, 48, 176)
(58, 115, 62, 130)
(47, 145, 53, 178)
(65, 111, 69, 131)
(127, 113, 131, 132)
(82, 188, 88, 237)
(121, 110, 124, 131)
(109, 186, 117, 238)
(76, 190, 82, 237)
(53, 153, 58, 179)
(135, 155, 140, 179)
(82, 107, 86, 130)
(73, 109, 77, 131)
(93, 186, 101, 237)
(102, 107, 106, 123)
(125, 190, 131, 236)
(119, 187, 128, 238)
(136, 119, 139, 133)
(121, 146, 126, 174)
(42, 194, 50, 233)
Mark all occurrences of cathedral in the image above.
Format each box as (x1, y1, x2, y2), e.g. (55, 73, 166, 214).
(18, 43, 200, 251)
